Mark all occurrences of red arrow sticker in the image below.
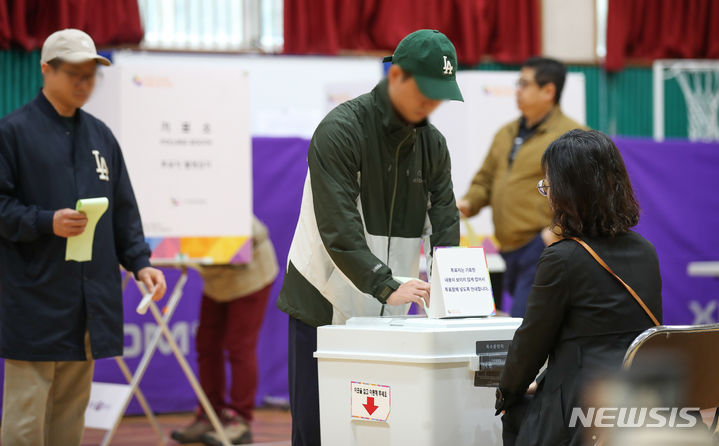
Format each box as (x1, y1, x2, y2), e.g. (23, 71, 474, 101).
(351, 381, 390, 422)
(363, 397, 378, 415)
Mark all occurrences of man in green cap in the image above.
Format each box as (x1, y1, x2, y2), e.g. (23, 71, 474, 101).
(277, 29, 463, 445)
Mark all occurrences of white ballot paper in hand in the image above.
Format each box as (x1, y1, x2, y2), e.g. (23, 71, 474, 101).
(65, 197, 109, 262)
(394, 276, 430, 314)
(136, 292, 155, 315)
(427, 247, 495, 318)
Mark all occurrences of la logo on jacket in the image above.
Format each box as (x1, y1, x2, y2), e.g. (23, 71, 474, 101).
(91, 150, 109, 181)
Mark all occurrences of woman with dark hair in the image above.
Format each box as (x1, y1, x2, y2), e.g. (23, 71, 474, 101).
(495, 129, 663, 445)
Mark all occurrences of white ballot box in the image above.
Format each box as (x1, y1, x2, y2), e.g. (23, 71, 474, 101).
(315, 316, 522, 446)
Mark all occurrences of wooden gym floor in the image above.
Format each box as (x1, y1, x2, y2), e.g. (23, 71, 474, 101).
(80, 408, 291, 446)
(3, 406, 714, 445)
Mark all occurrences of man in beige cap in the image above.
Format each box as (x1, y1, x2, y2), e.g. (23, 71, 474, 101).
(0, 29, 165, 445)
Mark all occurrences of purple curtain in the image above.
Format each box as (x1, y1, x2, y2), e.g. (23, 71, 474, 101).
(616, 137, 719, 325)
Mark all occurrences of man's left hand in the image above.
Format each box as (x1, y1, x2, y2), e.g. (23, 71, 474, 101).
(137, 267, 167, 301)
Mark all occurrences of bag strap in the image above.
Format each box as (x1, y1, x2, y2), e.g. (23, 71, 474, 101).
(569, 237, 660, 327)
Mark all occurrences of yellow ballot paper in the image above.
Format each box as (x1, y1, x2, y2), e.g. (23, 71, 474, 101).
(65, 197, 109, 262)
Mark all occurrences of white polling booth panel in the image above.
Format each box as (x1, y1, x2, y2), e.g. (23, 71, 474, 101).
(315, 316, 522, 446)
(84, 59, 254, 263)
(84, 52, 384, 263)
(108, 51, 384, 139)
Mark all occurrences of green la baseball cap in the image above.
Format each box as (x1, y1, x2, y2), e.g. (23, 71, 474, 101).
(383, 29, 463, 102)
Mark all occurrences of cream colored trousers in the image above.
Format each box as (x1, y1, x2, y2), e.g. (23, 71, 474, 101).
(1, 332, 94, 446)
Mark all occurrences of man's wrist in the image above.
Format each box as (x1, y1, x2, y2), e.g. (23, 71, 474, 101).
(375, 278, 401, 304)
(130, 258, 153, 278)
(37, 210, 55, 235)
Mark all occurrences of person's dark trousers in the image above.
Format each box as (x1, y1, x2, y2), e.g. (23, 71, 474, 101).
(501, 395, 532, 446)
(288, 316, 321, 446)
(500, 233, 546, 317)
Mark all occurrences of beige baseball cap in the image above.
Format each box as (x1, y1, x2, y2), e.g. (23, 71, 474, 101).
(41, 29, 111, 66)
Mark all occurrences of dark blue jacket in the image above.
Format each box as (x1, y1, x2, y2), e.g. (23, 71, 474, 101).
(0, 92, 151, 361)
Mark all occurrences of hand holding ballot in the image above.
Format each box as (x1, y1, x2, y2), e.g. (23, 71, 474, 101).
(386, 279, 430, 307)
(53, 208, 88, 237)
(137, 267, 167, 302)
(65, 198, 108, 262)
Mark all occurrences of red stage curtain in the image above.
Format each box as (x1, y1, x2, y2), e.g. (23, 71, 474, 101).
(606, 0, 719, 71)
(0, 0, 143, 51)
(284, 0, 540, 66)
(0, 1, 9, 48)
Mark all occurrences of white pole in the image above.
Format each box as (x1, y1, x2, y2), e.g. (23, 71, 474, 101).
(149, 301, 233, 446)
(101, 272, 188, 446)
(115, 357, 167, 444)
(653, 60, 665, 141)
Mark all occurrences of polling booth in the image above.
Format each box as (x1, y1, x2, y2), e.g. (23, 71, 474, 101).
(81, 58, 254, 445)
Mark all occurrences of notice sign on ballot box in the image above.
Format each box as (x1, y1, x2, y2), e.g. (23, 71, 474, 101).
(428, 246, 495, 318)
(351, 381, 391, 422)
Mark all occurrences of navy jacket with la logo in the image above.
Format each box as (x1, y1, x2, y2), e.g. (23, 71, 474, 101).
(0, 92, 151, 361)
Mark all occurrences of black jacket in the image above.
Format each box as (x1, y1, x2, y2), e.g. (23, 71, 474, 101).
(497, 231, 662, 445)
(0, 92, 151, 361)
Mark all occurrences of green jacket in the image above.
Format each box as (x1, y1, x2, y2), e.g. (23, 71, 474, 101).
(277, 79, 460, 327)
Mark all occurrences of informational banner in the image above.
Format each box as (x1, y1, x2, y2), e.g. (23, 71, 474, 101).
(431, 71, 586, 251)
(85, 62, 252, 263)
